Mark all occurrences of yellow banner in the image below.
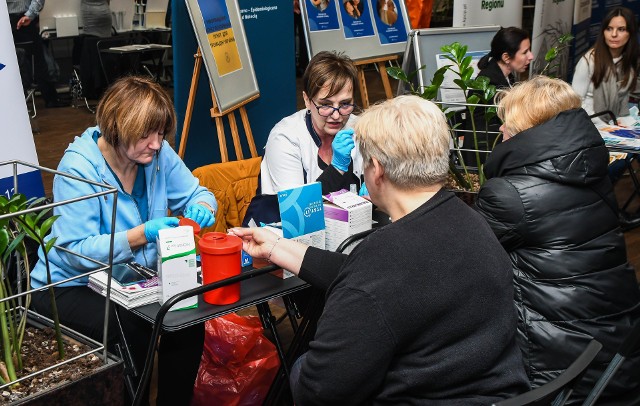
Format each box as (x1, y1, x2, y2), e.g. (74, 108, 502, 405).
(207, 27, 242, 76)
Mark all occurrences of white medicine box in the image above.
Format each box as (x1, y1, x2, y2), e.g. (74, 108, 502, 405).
(323, 190, 372, 253)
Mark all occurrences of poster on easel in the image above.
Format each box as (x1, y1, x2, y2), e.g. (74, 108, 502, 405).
(185, 0, 259, 113)
(339, 0, 375, 38)
(301, 0, 409, 61)
(372, 0, 408, 44)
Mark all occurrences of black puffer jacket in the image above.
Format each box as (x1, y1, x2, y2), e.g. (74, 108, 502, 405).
(476, 108, 640, 404)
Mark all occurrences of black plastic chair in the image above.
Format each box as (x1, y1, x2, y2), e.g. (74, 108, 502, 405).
(492, 340, 603, 406)
(582, 321, 640, 406)
(589, 110, 617, 124)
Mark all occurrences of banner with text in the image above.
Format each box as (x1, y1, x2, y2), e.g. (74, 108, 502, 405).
(530, 0, 575, 80)
(452, 0, 522, 27)
(0, 2, 44, 198)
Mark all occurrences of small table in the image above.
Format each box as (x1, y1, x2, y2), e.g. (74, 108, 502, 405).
(129, 264, 309, 406)
(99, 43, 171, 83)
(130, 266, 308, 331)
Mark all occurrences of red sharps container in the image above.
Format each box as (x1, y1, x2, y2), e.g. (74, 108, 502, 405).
(198, 232, 242, 305)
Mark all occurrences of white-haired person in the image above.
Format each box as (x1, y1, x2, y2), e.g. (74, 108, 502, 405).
(476, 76, 640, 404)
(230, 95, 529, 404)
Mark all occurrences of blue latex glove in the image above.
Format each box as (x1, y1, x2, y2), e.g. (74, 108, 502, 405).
(331, 129, 355, 172)
(144, 217, 179, 243)
(358, 182, 369, 197)
(184, 203, 215, 228)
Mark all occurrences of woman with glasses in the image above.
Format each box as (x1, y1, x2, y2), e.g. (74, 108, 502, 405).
(258, 50, 362, 198)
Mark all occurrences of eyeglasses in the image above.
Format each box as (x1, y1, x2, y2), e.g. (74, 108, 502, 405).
(311, 99, 356, 117)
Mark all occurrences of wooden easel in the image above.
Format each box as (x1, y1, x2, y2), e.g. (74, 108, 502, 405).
(178, 48, 260, 161)
(354, 55, 398, 109)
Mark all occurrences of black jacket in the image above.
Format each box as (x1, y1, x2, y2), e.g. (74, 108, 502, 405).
(476, 108, 640, 404)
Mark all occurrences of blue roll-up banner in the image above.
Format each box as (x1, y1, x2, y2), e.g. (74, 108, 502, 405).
(0, 1, 45, 198)
(174, 0, 296, 169)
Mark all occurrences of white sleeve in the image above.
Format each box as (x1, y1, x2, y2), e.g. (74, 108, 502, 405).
(572, 54, 594, 115)
(261, 130, 307, 195)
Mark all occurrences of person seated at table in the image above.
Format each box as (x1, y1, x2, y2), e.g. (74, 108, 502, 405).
(245, 51, 363, 225)
(475, 76, 640, 404)
(461, 26, 533, 167)
(572, 6, 638, 120)
(29, 76, 217, 405)
(231, 95, 530, 404)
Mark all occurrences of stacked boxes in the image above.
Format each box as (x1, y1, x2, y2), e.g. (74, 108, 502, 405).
(323, 190, 372, 253)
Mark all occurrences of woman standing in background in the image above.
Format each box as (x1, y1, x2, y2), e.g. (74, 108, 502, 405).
(81, 0, 112, 38)
(572, 6, 639, 119)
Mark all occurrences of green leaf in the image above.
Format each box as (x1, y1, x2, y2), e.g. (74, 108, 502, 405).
(386, 66, 409, 82)
(545, 47, 558, 62)
(6, 234, 25, 258)
(0, 229, 8, 256)
(467, 94, 480, 105)
(45, 237, 58, 254)
(39, 215, 60, 238)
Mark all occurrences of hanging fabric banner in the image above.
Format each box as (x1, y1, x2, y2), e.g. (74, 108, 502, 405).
(452, 0, 523, 28)
(0, 1, 44, 198)
(530, 0, 576, 80)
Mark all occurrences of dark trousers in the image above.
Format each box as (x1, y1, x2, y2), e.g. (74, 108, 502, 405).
(9, 14, 58, 104)
(31, 286, 204, 406)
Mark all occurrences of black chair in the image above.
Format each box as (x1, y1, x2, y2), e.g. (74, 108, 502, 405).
(582, 321, 640, 406)
(96, 35, 130, 85)
(590, 110, 640, 229)
(589, 110, 617, 124)
(492, 340, 603, 406)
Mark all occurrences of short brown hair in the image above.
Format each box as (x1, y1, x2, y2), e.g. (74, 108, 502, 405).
(96, 76, 176, 149)
(496, 75, 581, 136)
(302, 51, 358, 100)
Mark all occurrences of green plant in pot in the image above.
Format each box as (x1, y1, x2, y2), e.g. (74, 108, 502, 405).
(388, 41, 497, 192)
(388, 37, 574, 192)
(0, 193, 62, 386)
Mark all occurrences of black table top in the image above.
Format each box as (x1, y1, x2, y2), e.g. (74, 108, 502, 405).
(129, 268, 309, 332)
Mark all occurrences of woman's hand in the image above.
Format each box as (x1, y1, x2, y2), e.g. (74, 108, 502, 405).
(331, 129, 355, 173)
(228, 228, 309, 275)
(185, 203, 215, 228)
(228, 227, 279, 259)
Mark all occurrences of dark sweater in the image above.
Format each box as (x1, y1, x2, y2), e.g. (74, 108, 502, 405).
(294, 189, 529, 405)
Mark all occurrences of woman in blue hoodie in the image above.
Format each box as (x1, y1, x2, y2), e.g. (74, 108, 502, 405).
(30, 76, 217, 405)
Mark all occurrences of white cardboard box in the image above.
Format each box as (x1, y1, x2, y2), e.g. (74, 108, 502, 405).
(263, 225, 325, 279)
(323, 190, 372, 253)
(157, 226, 199, 311)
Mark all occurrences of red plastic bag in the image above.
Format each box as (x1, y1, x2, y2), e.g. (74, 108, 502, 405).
(191, 313, 281, 406)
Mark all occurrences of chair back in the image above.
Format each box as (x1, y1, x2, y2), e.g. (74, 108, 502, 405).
(492, 340, 603, 406)
(582, 321, 640, 406)
(192, 157, 262, 233)
(96, 35, 130, 85)
(588, 110, 617, 124)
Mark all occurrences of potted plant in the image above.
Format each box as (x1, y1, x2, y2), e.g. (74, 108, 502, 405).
(0, 161, 124, 404)
(388, 41, 497, 193)
(388, 36, 574, 195)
